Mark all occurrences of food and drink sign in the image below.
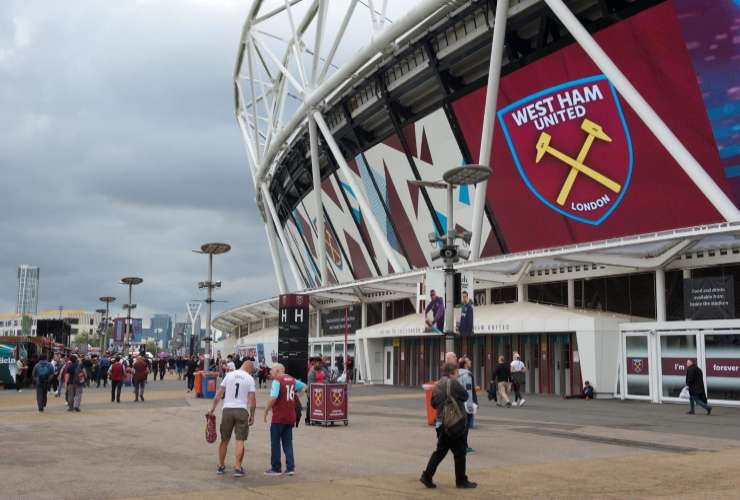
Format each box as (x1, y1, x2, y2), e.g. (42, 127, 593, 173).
(684, 276, 735, 320)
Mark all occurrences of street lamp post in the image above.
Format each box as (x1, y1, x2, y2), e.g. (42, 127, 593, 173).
(120, 277, 143, 355)
(411, 165, 491, 352)
(193, 243, 231, 368)
(98, 296, 116, 354)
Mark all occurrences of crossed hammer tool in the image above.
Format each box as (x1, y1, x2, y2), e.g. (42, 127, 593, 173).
(535, 118, 621, 206)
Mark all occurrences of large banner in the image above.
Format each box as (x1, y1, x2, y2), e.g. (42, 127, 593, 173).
(278, 294, 309, 382)
(453, 1, 730, 253)
(320, 305, 361, 336)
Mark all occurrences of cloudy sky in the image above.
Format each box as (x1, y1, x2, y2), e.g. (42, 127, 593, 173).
(0, 0, 278, 323)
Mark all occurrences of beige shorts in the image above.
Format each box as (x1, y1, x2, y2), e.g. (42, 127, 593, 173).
(221, 408, 249, 441)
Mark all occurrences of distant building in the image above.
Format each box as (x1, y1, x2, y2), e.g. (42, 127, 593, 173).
(0, 309, 101, 344)
(16, 265, 39, 315)
(150, 314, 173, 348)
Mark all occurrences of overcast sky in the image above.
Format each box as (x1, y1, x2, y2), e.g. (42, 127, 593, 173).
(0, 0, 279, 323)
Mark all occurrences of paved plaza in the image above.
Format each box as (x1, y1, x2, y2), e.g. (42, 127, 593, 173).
(2, 380, 740, 499)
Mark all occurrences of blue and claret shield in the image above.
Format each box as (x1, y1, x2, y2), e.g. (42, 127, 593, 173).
(498, 75, 633, 225)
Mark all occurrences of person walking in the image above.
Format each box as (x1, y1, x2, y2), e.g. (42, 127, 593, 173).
(186, 356, 197, 392)
(98, 354, 110, 388)
(263, 363, 306, 476)
(206, 360, 256, 478)
(420, 362, 477, 489)
(158, 358, 166, 381)
(686, 359, 712, 415)
(109, 356, 125, 403)
(494, 355, 512, 407)
(132, 355, 149, 402)
(56, 355, 70, 399)
(82, 356, 93, 388)
(65, 355, 86, 412)
(15, 357, 25, 392)
(510, 353, 527, 407)
(458, 357, 476, 453)
(32, 355, 54, 412)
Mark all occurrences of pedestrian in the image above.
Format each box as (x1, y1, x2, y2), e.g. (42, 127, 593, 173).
(133, 355, 148, 402)
(305, 357, 328, 425)
(263, 363, 306, 476)
(56, 355, 70, 398)
(32, 354, 54, 412)
(109, 356, 125, 403)
(492, 355, 512, 407)
(564, 380, 594, 400)
(98, 354, 110, 388)
(686, 359, 712, 415)
(186, 356, 197, 392)
(510, 352, 527, 407)
(206, 360, 256, 477)
(15, 357, 25, 392)
(64, 354, 86, 412)
(82, 356, 93, 387)
(420, 362, 477, 489)
(457, 357, 476, 453)
(158, 358, 166, 381)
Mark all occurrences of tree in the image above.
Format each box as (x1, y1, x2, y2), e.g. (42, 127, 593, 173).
(144, 340, 158, 355)
(72, 332, 100, 348)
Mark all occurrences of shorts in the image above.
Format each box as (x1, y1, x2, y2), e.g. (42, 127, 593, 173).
(221, 408, 249, 441)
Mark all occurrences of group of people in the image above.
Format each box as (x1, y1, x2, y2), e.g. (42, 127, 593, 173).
(206, 360, 306, 477)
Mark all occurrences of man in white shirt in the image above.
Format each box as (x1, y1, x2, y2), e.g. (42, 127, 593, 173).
(510, 353, 527, 407)
(207, 360, 256, 477)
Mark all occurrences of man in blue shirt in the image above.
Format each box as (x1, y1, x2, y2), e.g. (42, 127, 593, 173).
(425, 289, 445, 333)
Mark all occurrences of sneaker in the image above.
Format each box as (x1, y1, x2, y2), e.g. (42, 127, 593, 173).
(141, 396, 144, 402)
(686, 410, 695, 414)
(512, 401, 518, 407)
(285, 470, 295, 476)
(457, 481, 478, 489)
(233, 467, 245, 477)
(466, 447, 475, 453)
(74, 408, 80, 412)
(264, 469, 282, 476)
(419, 472, 436, 489)
(519, 399, 527, 407)
(216, 465, 225, 475)
(707, 407, 712, 416)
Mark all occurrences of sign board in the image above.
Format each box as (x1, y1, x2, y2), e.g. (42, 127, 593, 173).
(320, 305, 360, 336)
(279, 294, 309, 382)
(423, 270, 445, 334)
(684, 276, 735, 320)
(309, 383, 348, 423)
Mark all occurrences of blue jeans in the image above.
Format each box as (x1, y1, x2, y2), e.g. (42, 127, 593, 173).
(690, 393, 712, 413)
(270, 423, 294, 472)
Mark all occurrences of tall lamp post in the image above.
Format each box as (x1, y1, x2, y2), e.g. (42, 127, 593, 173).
(120, 277, 143, 354)
(98, 296, 116, 354)
(411, 165, 491, 352)
(193, 243, 231, 367)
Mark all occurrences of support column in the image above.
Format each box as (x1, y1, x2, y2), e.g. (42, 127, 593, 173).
(683, 268, 691, 279)
(312, 110, 406, 273)
(484, 287, 491, 306)
(470, 0, 510, 259)
(262, 183, 304, 290)
(264, 222, 287, 294)
(517, 283, 527, 303)
(655, 269, 666, 322)
(308, 113, 327, 284)
(544, 0, 740, 222)
(567, 279, 575, 309)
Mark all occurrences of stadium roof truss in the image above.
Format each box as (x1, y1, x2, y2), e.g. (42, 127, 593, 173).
(214, 222, 740, 332)
(234, 0, 740, 296)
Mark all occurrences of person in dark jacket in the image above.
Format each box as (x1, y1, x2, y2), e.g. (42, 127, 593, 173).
(686, 359, 712, 415)
(420, 362, 477, 490)
(493, 355, 512, 407)
(424, 290, 445, 333)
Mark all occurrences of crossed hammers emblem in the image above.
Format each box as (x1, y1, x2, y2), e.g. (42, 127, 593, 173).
(535, 118, 622, 206)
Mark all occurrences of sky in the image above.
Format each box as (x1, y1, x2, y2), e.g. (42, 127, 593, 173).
(0, 0, 277, 323)
(0, 0, 417, 325)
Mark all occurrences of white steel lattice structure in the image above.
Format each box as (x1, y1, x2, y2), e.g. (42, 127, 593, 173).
(234, 0, 740, 295)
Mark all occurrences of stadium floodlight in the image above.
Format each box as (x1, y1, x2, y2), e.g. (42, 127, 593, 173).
(120, 277, 143, 353)
(193, 243, 231, 365)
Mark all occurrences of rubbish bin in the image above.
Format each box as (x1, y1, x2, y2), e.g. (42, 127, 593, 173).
(422, 381, 437, 426)
(194, 371, 203, 398)
(202, 372, 218, 399)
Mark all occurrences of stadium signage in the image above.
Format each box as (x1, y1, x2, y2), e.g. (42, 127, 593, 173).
(498, 75, 633, 225)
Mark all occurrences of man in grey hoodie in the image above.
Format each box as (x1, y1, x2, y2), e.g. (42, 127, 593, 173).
(458, 357, 476, 453)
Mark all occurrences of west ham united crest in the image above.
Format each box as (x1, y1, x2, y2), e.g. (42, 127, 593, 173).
(498, 75, 633, 225)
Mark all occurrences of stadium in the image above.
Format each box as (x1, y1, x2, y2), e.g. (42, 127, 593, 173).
(214, 0, 740, 406)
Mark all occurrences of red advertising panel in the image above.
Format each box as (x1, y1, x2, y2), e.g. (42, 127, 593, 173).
(661, 357, 697, 376)
(310, 384, 326, 421)
(453, 2, 730, 254)
(706, 359, 740, 378)
(325, 383, 348, 421)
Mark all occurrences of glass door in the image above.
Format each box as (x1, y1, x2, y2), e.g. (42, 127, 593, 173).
(703, 332, 740, 404)
(658, 333, 698, 401)
(383, 345, 394, 385)
(624, 334, 651, 400)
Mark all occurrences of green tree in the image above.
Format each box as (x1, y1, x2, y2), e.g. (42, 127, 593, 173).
(21, 315, 32, 336)
(144, 340, 158, 355)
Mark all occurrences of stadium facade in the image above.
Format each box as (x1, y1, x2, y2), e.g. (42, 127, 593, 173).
(214, 0, 740, 405)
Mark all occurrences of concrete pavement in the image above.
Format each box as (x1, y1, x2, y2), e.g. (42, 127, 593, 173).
(1, 378, 739, 499)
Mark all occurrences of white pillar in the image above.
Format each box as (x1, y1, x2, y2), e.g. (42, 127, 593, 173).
(517, 283, 527, 303)
(262, 183, 304, 290)
(381, 301, 387, 323)
(315, 308, 321, 339)
(484, 288, 491, 306)
(264, 223, 288, 294)
(544, 0, 740, 222)
(470, 0, 510, 259)
(313, 110, 406, 273)
(567, 279, 575, 309)
(655, 269, 666, 322)
(683, 268, 691, 279)
(309, 113, 328, 284)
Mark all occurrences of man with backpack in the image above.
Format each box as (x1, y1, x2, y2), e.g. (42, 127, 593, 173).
(420, 362, 477, 490)
(98, 354, 110, 388)
(32, 355, 54, 412)
(64, 354, 86, 412)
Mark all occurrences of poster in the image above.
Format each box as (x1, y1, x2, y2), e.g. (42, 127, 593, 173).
(424, 269, 445, 334)
(684, 276, 735, 320)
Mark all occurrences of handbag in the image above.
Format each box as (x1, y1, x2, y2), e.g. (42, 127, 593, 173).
(679, 386, 690, 400)
(442, 380, 466, 438)
(205, 414, 217, 443)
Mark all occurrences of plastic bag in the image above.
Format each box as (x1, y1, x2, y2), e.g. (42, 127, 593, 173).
(679, 386, 690, 400)
(205, 414, 217, 443)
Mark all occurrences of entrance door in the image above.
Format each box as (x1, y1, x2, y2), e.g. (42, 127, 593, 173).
(383, 345, 394, 385)
(623, 334, 652, 400)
